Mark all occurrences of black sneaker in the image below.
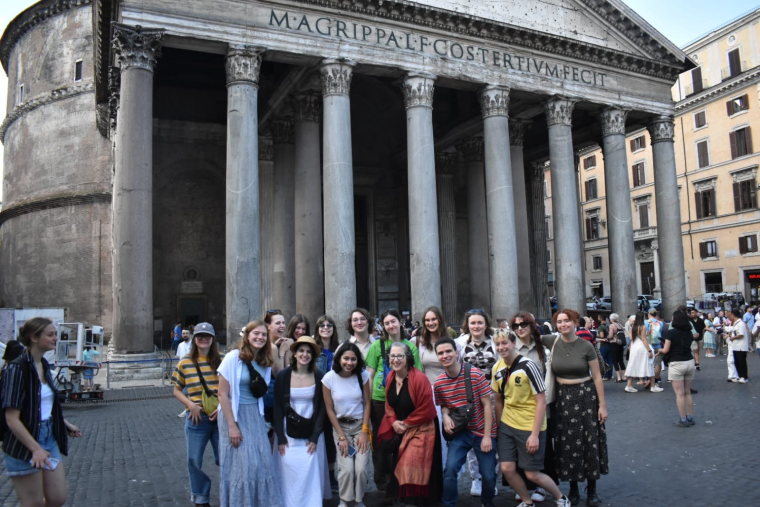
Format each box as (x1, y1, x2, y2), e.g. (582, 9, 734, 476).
(686, 416, 695, 426)
(568, 490, 581, 505)
(690, 388, 698, 394)
(673, 419, 690, 427)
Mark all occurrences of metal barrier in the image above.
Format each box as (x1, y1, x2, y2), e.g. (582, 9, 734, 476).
(104, 357, 180, 389)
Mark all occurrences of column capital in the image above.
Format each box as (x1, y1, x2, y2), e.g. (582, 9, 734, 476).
(479, 85, 510, 118)
(435, 153, 457, 175)
(545, 96, 577, 127)
(258, 135, 274, 161)
(509, 119, 529, 147)
(648, 116, 676, 143)
(292, 92, 321, 123)
(271, 118, 295, 145)
(402, 72, 436, 109)
(652, 239, 659, 250)
(456, 136, 484, 163)
(112, 23, 164, 73)
(225, 45, 265, 86)
(530, 161, 547, 180)
(599, 107, 630, 137)
(320, 58, 356, 97)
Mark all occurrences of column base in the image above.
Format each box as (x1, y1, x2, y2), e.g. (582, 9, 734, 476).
(107, 351, 164, 381)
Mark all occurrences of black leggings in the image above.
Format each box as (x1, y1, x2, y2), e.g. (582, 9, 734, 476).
(734, 351, 749, 379)
(609, 343, 626, 371)
(371, 400, 391, 489)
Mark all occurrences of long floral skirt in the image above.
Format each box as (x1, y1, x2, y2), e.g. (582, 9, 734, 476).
(554, 380, 609, 482)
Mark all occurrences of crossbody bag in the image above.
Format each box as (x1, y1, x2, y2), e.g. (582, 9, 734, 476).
(194, 363, 219, 416)
(444, 363, 474, 441)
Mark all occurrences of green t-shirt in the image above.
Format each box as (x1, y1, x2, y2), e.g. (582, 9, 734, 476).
(365, 339, 423, 401)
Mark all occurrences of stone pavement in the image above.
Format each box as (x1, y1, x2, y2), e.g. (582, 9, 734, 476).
(1, 353, 759, 506)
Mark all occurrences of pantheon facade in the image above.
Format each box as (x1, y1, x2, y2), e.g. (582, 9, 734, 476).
(0, 0, 691, 354)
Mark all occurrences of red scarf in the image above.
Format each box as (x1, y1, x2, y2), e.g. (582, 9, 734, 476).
(378, 367, 437, 497)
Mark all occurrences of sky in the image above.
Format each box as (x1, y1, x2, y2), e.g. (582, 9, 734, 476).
(0, 0, 759, 202)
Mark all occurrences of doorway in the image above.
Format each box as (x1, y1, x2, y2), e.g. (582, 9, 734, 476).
(640, 262, 656, 294)
(177, 296, 207, 328)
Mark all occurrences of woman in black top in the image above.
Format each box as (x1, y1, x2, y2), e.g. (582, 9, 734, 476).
(659, 309, 695, 427)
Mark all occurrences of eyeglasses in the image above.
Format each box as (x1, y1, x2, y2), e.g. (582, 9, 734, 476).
(319, 323, 335, 328)
(389, 354, 406, 360)
(352, 317, 368, 323)
(511, 322, 530, 330)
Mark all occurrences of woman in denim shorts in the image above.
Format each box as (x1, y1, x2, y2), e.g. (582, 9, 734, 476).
(1, 317, 82, 506)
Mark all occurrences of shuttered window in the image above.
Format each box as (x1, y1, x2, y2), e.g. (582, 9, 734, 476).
(699, 241, 718, 259)
(728, 48, 742, 78)
(695, 189, 716, 219)
(638, 204, 649, 228)
(692, 67, 703, 94)
(739, 235, 758, 254)
(585, 179, 598, 200)
(585, 216, 599, 240)
(729, 127, 753, 159)
(733, 179, 757, 212)
(726, 95, 749, 115)
(697, 141, 709, 168)
(592, 256, 602, 270)
(583, 155, 596, 169)
(694, 111, 706, 128)
(632, 162, 646, 187)
(630, 136, 646, 151)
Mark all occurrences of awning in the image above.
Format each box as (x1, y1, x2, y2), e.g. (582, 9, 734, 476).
(590, 281, 603, 288)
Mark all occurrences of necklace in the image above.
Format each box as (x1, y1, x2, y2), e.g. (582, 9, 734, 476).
(561, 337, 578, 356)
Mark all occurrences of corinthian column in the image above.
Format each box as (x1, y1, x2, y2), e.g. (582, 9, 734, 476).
(649, 116, 686, 318)
(480, 85, 519, 321)
(456, 137, 491, 314)
(403, 72, 442, 320)
(510, 120, 533, 312)
(293, 92, 325, 320)
(224, 45, 264, 340)
(546, 96, 584, 312)
(111, 24, 163, 353)
(528, 162, 551, 319)
(600, 108, 637, 317)
(259, 135, 274, 316)
(272, 118, 296, 319)
(321, 59, 357, 325)
(436, 153, 457, 326)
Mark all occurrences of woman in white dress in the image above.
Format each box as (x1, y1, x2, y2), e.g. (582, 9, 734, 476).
(624, 314, 658, 393)
(273, 336, 331, 506)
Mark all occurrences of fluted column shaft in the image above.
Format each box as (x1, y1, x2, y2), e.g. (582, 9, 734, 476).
(272, 119, 297, 319)
(528, 163, 551, 319)
(436, 153, 457, 326)
(481, 85, 519, 320)
(600, 108, 637, 317)
(404, 72, 442, 320)
(546, 97, 585, 312)
(224, 45, 264, 339)
(293, 93, 325, 320)
(112, 24, 163, 353)
(259, 136, 274, 316)
(649, 117, 687, 318)
(458, 138, 491, 314)
(510, 121, 533, 312)
(321, 59, 357, 325)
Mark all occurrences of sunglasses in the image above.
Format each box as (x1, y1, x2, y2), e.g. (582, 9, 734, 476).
(319, 323, 335, 328)
(195, 335, 213, 341)
(511, 322, 531, 330)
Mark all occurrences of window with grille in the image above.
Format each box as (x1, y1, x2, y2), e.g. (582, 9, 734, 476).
(632, 162, 646, 187)
(729, 127, 753, 158)
(739, 235, 758, 254)
(699, 241, 718, 259)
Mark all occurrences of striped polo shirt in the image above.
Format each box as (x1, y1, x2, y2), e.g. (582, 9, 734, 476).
(434, 365, 496, 438)
(172, 356, 219, 406)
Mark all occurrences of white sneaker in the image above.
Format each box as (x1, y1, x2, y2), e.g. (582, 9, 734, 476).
(178, 409, 187, 418)
(470, 478, 482, 497)
(338, 502, 349, 507)
(650, 386, 664, 393)
(731, 378, 741, 383)
(517, 502, 534, 507)
(532, 487, 547, 502)
(556, 495, 571, 507)
(624, 386, 637, 393)
(494, 486, 499, 496)
(738, 378, 748, 384)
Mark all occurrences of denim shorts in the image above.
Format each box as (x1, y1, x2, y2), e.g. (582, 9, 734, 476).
(3, 418, 62, 477)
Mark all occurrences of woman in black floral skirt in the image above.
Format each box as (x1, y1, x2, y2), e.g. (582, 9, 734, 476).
(542, 309, 608, 507)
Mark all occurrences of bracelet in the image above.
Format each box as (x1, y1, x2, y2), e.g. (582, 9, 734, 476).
(362, 424, 371, 434)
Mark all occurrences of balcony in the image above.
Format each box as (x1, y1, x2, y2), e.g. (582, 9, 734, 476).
(685, 79, 708, 97)
(634, 226, 657, 240)
(721, 61, 746, 81)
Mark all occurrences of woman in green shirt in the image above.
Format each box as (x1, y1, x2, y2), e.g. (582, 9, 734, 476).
(365, 309, 422, 492)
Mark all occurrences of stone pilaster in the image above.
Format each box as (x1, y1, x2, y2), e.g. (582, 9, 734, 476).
(259, 135, 274, 316)
(436, 152, 458, 327)
(528, 162, 551, 319)
(321, 58, 357, 326)
(271, 117, 296, 319)
(111, 23, 163, 354)
(509, 119, 533, 313)
(648, 116, 686, 318)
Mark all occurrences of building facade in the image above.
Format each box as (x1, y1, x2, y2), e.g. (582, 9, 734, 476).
(556, 7, 760, 307)
(0, 0, 691, 354)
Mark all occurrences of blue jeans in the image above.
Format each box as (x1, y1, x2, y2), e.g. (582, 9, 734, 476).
(443, 430, 496, 506)
(599, 345, 613, 379)
(185, 412, 219, 504)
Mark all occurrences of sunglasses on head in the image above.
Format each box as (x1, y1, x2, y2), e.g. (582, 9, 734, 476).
(466, 309, 485, 316)
(511, 322, 531, 330)
(266, 309, 282, 315)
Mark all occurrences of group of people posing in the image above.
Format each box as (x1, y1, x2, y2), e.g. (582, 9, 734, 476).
(171, 306, 610, 507)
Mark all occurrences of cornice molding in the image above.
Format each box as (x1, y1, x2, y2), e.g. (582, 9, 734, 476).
(288, 0, 687, 81)
(0, 83, 95, 144)
(676, 68, 760, 113)
(0, 0, 92, 73)
(0, 192, 111, 227)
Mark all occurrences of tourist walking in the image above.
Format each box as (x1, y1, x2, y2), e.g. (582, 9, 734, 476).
(659, 310, 695, 426)
(1, 318, 82, 507)
(433, 337, 496, 507)
(644, 310, 664, 387)
(596, 317, 613, 381)
(366, 309, 422, 492)
(703, 313, 717, 357)
(492, 329, 571, 507)
(322, 343, 372, 507)
(713, 310, 727, 356)
(726, 308, 750, 383)
(542, 310, 608, 506)
(607, 314, 627, 383)
(689, 309, 705, 370)
(172, 322, 222, 507)
(624, 314, 661, 393)
(377, 341, 443, 505)
(273, 336, 331, 506)
(216, 320, 281, 507)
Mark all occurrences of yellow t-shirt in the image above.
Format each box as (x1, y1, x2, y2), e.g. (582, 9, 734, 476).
(491, 355, 547, 432)
(172, 356, 219, 406)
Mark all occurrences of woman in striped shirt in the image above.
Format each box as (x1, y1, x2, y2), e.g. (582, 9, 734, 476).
(172, 322, 222, 507)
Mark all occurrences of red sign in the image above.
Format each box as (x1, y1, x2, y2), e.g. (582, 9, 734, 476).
(749, 273, 760, 280)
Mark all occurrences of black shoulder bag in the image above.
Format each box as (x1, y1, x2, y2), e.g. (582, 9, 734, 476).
(244, 361, 268, 398)
(444, 363, 474, 441)
(284, 369, 314, 439)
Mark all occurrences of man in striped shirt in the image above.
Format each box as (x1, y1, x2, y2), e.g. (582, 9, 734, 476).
(433, 336, 496, 507)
